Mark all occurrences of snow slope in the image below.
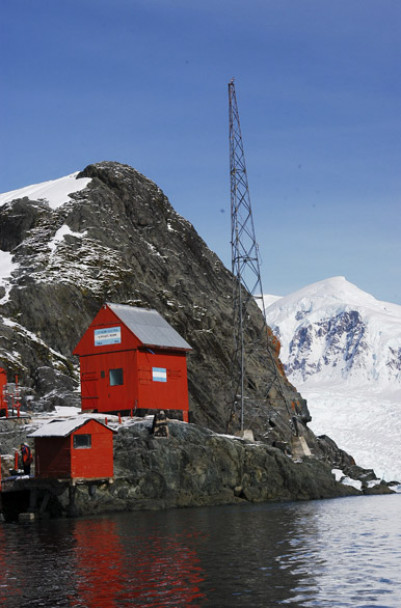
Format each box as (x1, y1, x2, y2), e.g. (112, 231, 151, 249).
(301, 383, 401, 482)
(264, 277, 401, 481)
(0, 172, 91, 209)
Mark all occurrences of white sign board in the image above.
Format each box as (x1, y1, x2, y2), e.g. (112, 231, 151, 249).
(94, 326, 121, 346)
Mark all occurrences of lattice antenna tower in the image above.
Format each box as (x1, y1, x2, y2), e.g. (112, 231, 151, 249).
(229, 79, 270, 431)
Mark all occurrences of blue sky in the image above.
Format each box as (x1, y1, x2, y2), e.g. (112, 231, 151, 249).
(2, 0, 401, 304)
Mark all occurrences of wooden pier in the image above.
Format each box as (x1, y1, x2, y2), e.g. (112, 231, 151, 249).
(0, 475, 113, 522)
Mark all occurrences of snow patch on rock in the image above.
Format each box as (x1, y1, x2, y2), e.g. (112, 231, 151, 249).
(0, 250, 19, 304)
(48, 225, 88, 254)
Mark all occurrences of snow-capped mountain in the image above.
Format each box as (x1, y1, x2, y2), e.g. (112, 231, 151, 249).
(265, 276, 401, 388)
(264, 277, 401, 482)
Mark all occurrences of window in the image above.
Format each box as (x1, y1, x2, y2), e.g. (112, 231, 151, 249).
(73, 434, 91, 449)
(109, 368, 123, 386)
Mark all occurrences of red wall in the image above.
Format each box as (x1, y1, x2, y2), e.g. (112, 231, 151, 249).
(79, 350, 137, 413)
(34, 420, 114, 480)
(70, 420, 114, 479)
(0, 368, 7, 413)
(35, 437, 71, 478)
(137, 351, 189, 413)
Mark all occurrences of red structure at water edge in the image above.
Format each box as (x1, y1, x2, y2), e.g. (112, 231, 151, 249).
(30, 417, 116, 480)
(73, 303, 192, 420)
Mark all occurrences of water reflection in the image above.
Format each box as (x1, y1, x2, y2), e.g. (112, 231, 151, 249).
(70, 519, 124, 607)
(0, 495, 400, 607)
(70, 515, 205, 607)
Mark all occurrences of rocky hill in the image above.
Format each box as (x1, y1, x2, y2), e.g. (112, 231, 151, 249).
(0, 161, 308, 445)
(1, 162, 396, 517)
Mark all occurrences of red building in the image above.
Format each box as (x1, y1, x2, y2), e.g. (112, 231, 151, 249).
(30, 417, 116, 480)
(0, 367, 7, 416)
(73, 303, 192, 420)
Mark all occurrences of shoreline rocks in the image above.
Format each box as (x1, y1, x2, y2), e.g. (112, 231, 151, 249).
(1, 416, 395, 522)
(60, 419, 395, 518)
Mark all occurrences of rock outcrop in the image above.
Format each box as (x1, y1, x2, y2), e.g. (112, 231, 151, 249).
(1, 416, 393, 522)
(74, 420, 357, 516)
(22, 419, 393, 519)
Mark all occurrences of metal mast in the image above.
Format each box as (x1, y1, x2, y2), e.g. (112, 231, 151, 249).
(229, 79, 269, 431)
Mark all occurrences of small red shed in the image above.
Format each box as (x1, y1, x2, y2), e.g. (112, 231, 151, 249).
(73, 303, 192, 420)
(29, 417, 116, 480)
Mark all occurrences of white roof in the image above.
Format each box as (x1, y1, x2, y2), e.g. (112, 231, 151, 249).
(108, 303, 192, 351)
(29, 416, 114, 438)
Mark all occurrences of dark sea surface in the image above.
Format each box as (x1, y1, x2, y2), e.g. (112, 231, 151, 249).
(0, 494, 400, 608)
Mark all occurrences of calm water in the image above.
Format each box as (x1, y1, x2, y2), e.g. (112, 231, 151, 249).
(0, 494, 400, 608)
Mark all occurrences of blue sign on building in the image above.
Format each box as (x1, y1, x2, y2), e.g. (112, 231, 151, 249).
(152, 367, 167, 382)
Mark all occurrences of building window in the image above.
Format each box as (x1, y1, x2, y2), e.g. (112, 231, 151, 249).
(73, 434, 92, 449)
(109, 368, 123, 386)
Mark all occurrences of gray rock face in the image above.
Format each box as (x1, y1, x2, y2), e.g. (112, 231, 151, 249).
(49, 419, 391, 518)
(0, 161, 305, 441)
(1, 418, 393, 521)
